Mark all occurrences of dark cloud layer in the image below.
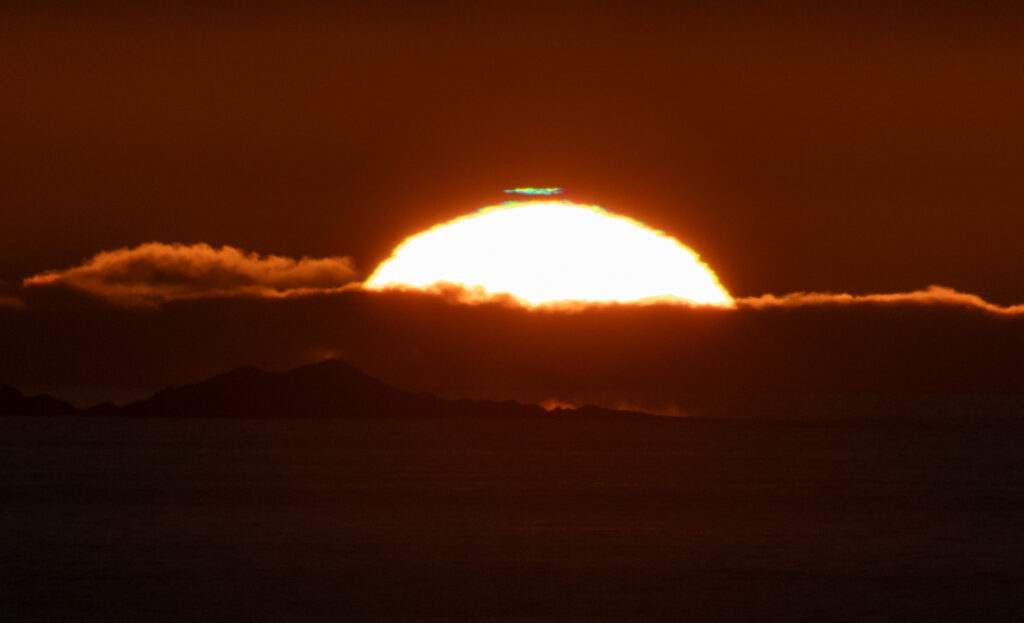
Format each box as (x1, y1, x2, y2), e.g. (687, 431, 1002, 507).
(340, 291, 1024, 406)
(9, 242, 1024, 409)
(22, 243, 360, 306)
(2, 289, 1022, 411)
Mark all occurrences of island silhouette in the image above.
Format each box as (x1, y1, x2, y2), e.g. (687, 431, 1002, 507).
(0, 358, 647, 420)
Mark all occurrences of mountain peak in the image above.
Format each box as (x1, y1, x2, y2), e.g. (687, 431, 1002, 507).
(0, 384, 77, 416)
(3, 359, 651, 420)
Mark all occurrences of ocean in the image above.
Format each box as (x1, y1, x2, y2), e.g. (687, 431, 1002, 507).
(4, 412, 1024, 621)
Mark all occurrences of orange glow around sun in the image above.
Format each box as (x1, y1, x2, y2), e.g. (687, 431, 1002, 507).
(365, 200, 733, 308)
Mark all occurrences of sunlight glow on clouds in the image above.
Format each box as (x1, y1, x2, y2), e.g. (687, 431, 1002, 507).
(23, 242, 360, 306)
(16, 201, 1024, 318)
(736, 286, 1024, 316)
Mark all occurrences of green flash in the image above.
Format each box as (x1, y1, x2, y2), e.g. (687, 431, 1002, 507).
(504, 187, 563, 196)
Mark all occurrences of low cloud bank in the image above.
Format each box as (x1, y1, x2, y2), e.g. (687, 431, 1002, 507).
(0, 279, 23, 308)
(3, 287, 1024, 409)
(23, 243, 1024, 316)
(23, 242, 360, 306)
(369, 282, 1024, 316)
(736, 285, 1024, 316)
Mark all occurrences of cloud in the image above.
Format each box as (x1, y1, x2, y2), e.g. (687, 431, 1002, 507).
(735, 285, 1024, 316)
(367, 281, 1024, 316)
(23, 242, 360, 306)
(3, 287, 1024, 412)
(0, 280, 24, 308)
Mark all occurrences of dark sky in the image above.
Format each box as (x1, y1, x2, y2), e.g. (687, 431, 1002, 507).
(3, 2, 1024, 404)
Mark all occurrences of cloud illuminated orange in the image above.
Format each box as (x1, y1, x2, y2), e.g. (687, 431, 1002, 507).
(360, 281, 1024, 317)
(23, 242, 360, 306)
(19, 242, 1024, 318)
(736, 286, 1024, 316)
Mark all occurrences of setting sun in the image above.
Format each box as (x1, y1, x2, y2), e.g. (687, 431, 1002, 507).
(365, 200, 733, 307)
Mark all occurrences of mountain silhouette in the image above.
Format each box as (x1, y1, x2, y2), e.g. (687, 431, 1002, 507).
(0, 384, 77, 416)
(2, 358, 648, 419)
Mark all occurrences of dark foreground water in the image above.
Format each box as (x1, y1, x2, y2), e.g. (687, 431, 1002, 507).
(3, 413, 1024, 621)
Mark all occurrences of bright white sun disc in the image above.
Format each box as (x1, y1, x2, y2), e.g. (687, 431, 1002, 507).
(365, 200, 733, 307)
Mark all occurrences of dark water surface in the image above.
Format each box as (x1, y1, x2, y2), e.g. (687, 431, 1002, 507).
(4, 414, 1024, 621)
